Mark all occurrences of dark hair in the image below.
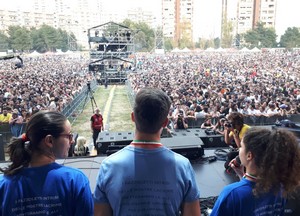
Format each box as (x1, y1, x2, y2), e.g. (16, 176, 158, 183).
(1, 111, 67, 175)
(227, 112, 244, 126)
(243, 127, 300, 197)
(134, 88, 171, 134)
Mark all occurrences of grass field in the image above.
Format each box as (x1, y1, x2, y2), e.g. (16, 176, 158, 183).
(71, 85, 134, 140)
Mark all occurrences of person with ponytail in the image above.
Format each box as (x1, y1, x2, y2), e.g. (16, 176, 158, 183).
(0, 111, 93, 215)
(211, 127, 300, 216)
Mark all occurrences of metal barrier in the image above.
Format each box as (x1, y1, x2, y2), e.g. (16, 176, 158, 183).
(125, 80, 135, 108)
(61, 80, 98, 124)
(187, 114, 300, 128)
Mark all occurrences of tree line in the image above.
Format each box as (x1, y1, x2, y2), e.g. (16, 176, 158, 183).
(0, 25, 77, 53)
(0, 20, 299, 53)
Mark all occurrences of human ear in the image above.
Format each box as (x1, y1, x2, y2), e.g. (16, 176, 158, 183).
(44, 134, 54, 148)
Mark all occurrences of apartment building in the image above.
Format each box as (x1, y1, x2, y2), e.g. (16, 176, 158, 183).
(162, 0, 193, 42)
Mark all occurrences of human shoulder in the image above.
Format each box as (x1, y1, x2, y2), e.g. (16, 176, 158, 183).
(220, 178, 253, 199)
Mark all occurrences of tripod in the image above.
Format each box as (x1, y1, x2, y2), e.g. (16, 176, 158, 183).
(80, 82, 98, 113)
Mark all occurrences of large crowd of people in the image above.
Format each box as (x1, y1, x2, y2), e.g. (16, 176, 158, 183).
(128, 50, 300, 126)
(1, 50, 300, 127)
(0, 54, 92, 123)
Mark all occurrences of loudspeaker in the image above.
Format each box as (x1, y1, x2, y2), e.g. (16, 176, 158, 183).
(96, 132, 133, 154)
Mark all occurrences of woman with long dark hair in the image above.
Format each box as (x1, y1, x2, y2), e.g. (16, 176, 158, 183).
(0, 111, 93, 215)
(211, 127, 300, 216)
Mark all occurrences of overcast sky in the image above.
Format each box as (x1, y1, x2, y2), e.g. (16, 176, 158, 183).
(2, 0, 300, 39)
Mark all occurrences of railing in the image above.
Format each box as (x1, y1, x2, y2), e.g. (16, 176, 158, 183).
(186, 114, 300, 128)
(61, 80, 98, 124)
(0, 80, 97, 146)
(125, 80, 136, 109)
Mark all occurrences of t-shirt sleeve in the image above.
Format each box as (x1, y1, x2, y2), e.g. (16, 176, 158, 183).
(210, 186, 235, 216)
(183, 161, 201, 202)
(93, 163, 110, 204)
(73, 173, 94, 216)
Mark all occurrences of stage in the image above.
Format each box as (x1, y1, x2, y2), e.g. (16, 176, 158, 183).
(0, 147, 299, 215)
(1, 125, 299, 215)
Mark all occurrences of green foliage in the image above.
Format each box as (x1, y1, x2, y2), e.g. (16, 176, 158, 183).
(214, 37, 221, 49)
(0, 31, 9, 51)
(121, 19, 155, 52)
(280, 27, 300, 48)
(7, 26, 32, 51)
(178, 20, 193, 49)
(164, 38, 174, 51)
(243, 22, 277, 48)
(4, 24, 77, 52)
(195, 38, 215, 50)
(221, 20, 233, 48)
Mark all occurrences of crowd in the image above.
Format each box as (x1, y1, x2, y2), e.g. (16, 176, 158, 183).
(0, 54, 92, 123)
(128, 50, 300, 126)
(1, 49, 300, 215)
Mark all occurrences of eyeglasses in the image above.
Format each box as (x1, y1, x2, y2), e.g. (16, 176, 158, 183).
(59, 133, 73, 141)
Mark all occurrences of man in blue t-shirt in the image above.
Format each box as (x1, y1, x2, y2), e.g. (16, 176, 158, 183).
(93, 88, 201, 216)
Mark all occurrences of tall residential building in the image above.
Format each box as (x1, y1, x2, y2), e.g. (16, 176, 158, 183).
(127, 8, 155, 28)
(162, 0, 193, 43)
(236, 0, 277, 34)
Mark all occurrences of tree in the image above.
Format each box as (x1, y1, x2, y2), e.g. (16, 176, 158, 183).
(244, 22, 277, 48)
(0, 31, 9, 51)
(164, 38, 174, 51)
(7, 26, 32, 51)
(122, 19, 155, 52)
(221, 20, 233, 48)
(30, 27, 47, 53)
(56, 28, 67, 51)
(178, 19, 193, 49)
(280, 27, 300, 49)
(196, 38, 214, 50)
(39, 25, 60, 52)
(214, 37, 221, 49)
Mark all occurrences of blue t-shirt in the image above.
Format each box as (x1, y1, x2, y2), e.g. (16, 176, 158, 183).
(0, 162, 93, 216)
(94, 145, 200, 216)
(211, 177, 285, 216)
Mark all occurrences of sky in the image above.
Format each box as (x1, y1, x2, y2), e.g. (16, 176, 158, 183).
(2, 0, 300, 40)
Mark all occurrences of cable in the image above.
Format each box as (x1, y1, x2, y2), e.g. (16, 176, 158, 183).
(191, 156, 217, 164)
(200, 196, 218, 216)
(214, 148, 230, 161)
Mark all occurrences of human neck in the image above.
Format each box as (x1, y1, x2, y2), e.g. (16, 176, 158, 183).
(134, 130, 161, 143)
(29, 153, 55, 167)
(243, 166, 257, 181)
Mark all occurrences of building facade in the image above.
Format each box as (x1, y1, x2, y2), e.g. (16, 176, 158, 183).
(162, 0, 193, 43)
(236, 0, 277, 34)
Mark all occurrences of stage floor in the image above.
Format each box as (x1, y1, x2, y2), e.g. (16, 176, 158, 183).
(0, 148, 238, 198)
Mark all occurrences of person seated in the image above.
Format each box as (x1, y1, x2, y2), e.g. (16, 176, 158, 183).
(74, 136, 89, 156)
(201, 117, 215, 129)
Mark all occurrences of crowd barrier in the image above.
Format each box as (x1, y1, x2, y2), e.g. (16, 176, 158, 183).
(0, 80, 98, 147)
(0, 123, 26, 145)
(61, 79, 98, 123)
(184, 114, 300, 128)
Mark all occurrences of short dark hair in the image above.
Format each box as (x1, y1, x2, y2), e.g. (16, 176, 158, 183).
(134, 88, 171, 134)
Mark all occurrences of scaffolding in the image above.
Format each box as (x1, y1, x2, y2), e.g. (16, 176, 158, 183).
(87, 22, 136, 83)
